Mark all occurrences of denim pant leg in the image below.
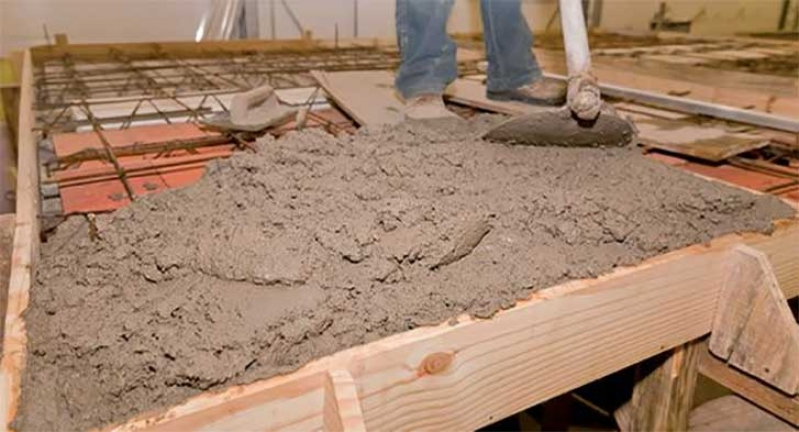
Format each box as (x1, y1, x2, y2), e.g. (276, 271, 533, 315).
(480, 0, 542, 92)
(395, 0, 458, 99)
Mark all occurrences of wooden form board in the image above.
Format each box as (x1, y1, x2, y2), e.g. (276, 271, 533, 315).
(3, 51, 799, 431)
(310, 70, 404, 128)
(0, 50, 39, 430)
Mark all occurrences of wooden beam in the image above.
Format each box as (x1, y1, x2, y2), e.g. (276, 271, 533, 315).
(709, 245, 799, 395)
(615, 340, 702, 431)
(0, 50, 39, 430)
(30, 38, 318, 63)
(103, 218, 799, 432)
(698, 347, 799, 426)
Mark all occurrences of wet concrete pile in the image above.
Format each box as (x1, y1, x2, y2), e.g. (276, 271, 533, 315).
(18, 116, 795, 430)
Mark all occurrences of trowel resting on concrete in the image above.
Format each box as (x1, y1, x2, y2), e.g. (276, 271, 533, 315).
(483, 0, 636, 147)
(203, 85, 296, 133)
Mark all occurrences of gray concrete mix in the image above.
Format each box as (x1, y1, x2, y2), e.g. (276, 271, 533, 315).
(17, 116, 795, 431)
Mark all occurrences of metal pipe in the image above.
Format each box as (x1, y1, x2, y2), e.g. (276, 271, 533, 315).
(779, 0, 791, 31)
(353, 0, 359, 38)
(558, 0, 601, 120)
(544, 72, 799, 134)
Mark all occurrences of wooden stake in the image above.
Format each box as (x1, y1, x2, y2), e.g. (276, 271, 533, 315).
(710, 245, 799, 395)
(615, 340, 701, 432)
(323, 369, 365, 432)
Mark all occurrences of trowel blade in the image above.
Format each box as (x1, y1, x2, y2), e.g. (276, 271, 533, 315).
(483, 103, 637, 148)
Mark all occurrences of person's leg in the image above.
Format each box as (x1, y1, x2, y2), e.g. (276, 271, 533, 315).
(481, 0, 565, 105)
(395, 0, 458, 100)
(480, 0, 540, 92)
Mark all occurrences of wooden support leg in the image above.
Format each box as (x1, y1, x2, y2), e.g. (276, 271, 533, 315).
(698, 345, 799, 426)
(710, 245, 799, 395)
(614, 340, 702, 431)
(323, 369, 366, 432)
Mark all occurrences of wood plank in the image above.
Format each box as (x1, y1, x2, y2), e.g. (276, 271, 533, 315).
(323, 370, 366, 432)
(444, 78, 547, 115)
(709, 245, 799, 395)
(613, 102, 690, 121)
(310, 70, 404, 128)
(0, 214, 15, 343)
(690, 395, 795, 431)
(0, 50, 40, 430)
(616, 341, 702, 431)
(698, 347, 799, 426)
(30, 39, 318, 63)
(104, 218, 799, 432)
(641, 54, 710, 66)
(635, 119, 770, 162)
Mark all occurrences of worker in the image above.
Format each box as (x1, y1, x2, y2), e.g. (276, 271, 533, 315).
(395, 0, 567, 120)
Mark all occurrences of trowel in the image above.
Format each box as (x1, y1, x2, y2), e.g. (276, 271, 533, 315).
(483, 0, 636, 147)
(202, 85, 296, 133)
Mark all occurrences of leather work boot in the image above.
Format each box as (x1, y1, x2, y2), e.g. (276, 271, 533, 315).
(403, 94, 460, 120)
(486, 77, 567, 106)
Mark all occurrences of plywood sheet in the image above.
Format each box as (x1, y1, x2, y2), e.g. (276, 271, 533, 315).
(310, 70, 404, 128)
(443, 78, 543, 115)
(636, 118, 770, 162)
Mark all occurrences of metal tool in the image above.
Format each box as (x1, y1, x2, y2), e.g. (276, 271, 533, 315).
(483, 0, 636, 147)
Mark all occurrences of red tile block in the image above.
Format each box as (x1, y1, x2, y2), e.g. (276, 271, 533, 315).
(680, 162, 794, 192)
(59, 167, 170, 214)
(52, 123, 219, 157)
(645, 151, 688, 167)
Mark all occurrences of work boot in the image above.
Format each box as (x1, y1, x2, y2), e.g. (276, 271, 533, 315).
(403, 94, 460, 120)
(486, 77, 567, 106)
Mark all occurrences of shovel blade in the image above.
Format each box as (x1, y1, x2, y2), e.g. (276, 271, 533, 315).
(483, 103, 636, 148)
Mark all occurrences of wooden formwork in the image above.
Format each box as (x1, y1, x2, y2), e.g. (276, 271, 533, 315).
(1, 47, 799, 431)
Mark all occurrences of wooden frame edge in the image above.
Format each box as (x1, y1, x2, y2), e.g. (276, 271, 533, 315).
(0, 49, 39, 431)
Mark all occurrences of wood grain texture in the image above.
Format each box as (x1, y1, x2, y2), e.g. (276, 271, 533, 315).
(444, 79, 542, 116)
(0, 50, 40, 431)
(310, 70, 404, 128)
(690, 395, 795, 431)
(616, 341, 701, 432)
(710, 245, 799, 395)
(101, 218, 799, 432)
(699, 347, 799, 426)
(635, 119, 770, 162)
(0, 214, 16, 343)
(323, 370, 365, 432)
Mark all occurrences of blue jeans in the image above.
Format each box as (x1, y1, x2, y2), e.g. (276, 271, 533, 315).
(395, 0, 542, 99)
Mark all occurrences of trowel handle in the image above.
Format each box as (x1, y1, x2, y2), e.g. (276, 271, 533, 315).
(558, 0, 601, 120)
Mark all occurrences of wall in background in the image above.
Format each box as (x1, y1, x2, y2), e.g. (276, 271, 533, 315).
(0, 0, 213, 55)
(599, 0, 795, 35)
(0, 0, 795, 57)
